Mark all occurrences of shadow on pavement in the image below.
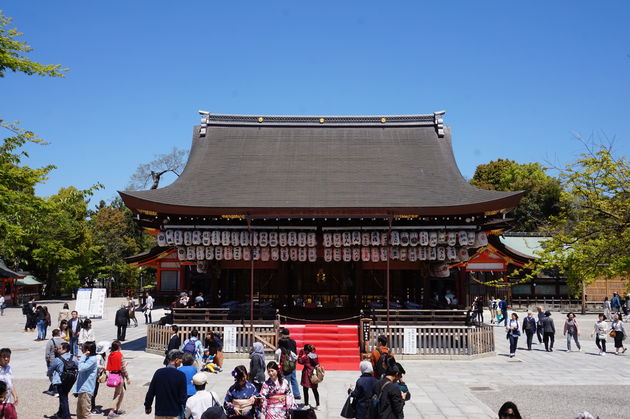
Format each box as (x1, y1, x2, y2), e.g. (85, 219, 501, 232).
(121, 335, 147, 352)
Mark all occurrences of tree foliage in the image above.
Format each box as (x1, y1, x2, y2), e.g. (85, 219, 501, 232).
(532, 144, 630, 295)
(471, 159, 562, 231)
(0, 10, 67, 77)
(127, 147, 188, 190)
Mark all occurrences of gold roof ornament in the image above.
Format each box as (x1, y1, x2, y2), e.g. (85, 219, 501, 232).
(257, 117, 264, 123)
(381, 117, 387, 123)
(319, 118, 325, 124)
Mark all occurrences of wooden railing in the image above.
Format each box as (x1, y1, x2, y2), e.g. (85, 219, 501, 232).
(170, 307, 276, 323)
(369, 324, 494, 356)
(511, 297, 603, 312)
(146, 323, 279, 355)
(370, 309, 469, 325)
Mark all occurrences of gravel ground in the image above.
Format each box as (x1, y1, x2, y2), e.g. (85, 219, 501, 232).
(13, 377, 148, 418)
(473, 385, 630, 419)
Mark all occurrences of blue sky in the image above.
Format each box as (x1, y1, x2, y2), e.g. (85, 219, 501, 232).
(2, 1, 629, 205)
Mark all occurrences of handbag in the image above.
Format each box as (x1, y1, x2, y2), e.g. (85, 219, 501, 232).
(340, 394, 357, 418)
(609, 330, 617, 338)
(106, 372, 122, 387)
(97, 369, 107, 384)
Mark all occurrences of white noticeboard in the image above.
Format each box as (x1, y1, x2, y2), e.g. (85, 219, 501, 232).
(403, 327, 418, 355)
(223, 326, 237, 353)
(75, 288, 92, 317)
(88, 288, 106, 318)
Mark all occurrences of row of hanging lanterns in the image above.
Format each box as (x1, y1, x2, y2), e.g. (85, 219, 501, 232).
(160, 230, 317, 248)
(323, 230, 486, 248)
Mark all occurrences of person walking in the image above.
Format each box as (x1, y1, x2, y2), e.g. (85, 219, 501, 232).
(58, 303, 70, 324)
(259, 361, 295, 418)
(542, 310, 556, 352)
(276, 329, 299, 400)
(611, 292, 622, 316)
(611, 314, 627, 355)
(143, 292, 154, 324)
(59, 319, 70, 341)
(370, 362, 404, 419)
(522, 311, 537, 350)
(507, 313, 520, 358)
(181, 329, 204, 364)
(349, 360, 378, 419)
(488, 297, 496, 325)
(114, 304, 129, 342)
(250, 342, 266, 392)
(165, 325, 181, 366)
(78, 319, 96, 350)
(105, 340, 130, 418)
(297, 344, 320, 410)
(185, 373, 221, 419)
(498, 297, 508, 327)
(224, 365, 258, 418)
(127, 296, 138, 328)
(395, 362, 411, 418)
(592, 314, 609, 355)
(23, 296, 36, 332)
(47, 342, 76, 419)
(68, 311, 82, 356)
(74, 341, 98, 419)
(91, 341, 109, 415)
(178, 353, 199, 399)
(535, 306, 545, 344)
(563, 312, 582, 352)
(475, 296, 485, 325)
(603, 297, 611, 321)
(205, 331, 224, 370)
(145, 349, 187, 418)
(370, 335, 395, 378)
(0, 294, 5, 316)
(44, 328, 66, 395)
(35, 305, 48, 340)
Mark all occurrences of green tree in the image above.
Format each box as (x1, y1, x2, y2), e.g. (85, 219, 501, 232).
(533, 144, 630, 296)
(471, 159, 562, 231)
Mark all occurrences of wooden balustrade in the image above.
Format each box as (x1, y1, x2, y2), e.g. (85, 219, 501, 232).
(370, 309, 469, 325)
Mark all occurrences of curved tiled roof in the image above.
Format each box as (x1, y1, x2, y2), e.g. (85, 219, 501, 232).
(120, 113, 522, 216)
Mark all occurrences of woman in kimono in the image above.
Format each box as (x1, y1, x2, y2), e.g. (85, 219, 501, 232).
(260, 361, 295, 418)
(224, 365, 259, 418)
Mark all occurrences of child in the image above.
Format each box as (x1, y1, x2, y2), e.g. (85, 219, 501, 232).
(0, 380, 17, 419)
(202, 348, 220, 373)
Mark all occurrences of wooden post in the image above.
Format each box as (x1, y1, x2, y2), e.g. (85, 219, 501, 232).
(247, 219, 254, 334)
(386, 216, 393, 337)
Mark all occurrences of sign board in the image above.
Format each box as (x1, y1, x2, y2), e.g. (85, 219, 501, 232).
(223, 326, 237, 353)
(403, 327, 418, 355)
(75, 288, 92, 317)
(88, 288, 107, 318)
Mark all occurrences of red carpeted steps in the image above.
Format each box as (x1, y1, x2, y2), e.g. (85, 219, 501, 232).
(283, 324, 360, 371)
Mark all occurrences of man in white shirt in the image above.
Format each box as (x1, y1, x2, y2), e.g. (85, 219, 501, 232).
(185, 372, 219, 419)
(0, 295, 5, 316)
(143, 292, 154, 324)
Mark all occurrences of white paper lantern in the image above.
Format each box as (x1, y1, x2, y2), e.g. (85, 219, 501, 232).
(437, 247, 446, 261)
(165, 230, 174, 245)
(186, 246, 195, 260)
(361, 233, 370, 247)
(157, 231, 167, 247)
(360, 247, 370, 262)
(467, 231, 476, 246)
(202, 231, 211, 246)
(290, 247, 298, 261)
(268, 232, 278, 247)
(333, 248, 342, 262)
(205, 246, 214, 260)
(352, 231, 362, 246)
(352, 247, 361, 262)
(428, 247, 437, 260)
(258, 232, 268, 247)
(196, 246, 205, 260)
(221, 231, 231, 246)
(224, 246, 233, 260)
(371, 232, 380, 246)
(342, 247, 352, 262)
(233, 246, 242, 261)
(243, 247, 251, 261)
(215, 246, 223, 261)
(323, 233, 332, 248)
(447, 246, 457, 261)
(307, 232, 317, 248)
(371, 247, 380, 262)
(458, 230, 468, 246)
(174, 230, 183, 245)
(252, 247, 261, 261)
(380, 247, 388, 261)
(342, 232, 351, 247)
(438, 231, 447, 244)
(333, 232, 342, 248)
(447, 231, 457, 247)
(324, 248, 333, 262)
(380, 232, 388, 246)
(177, 246, 186, 261)
(419, 231, 429, 246)
(409, 232, 419, 247)
(475, 232, 488, 247)
(458, 247, 470, 262)
(231, 231, 240, 247)
(400, 248, 408, 261)
(251, 231, 259, 247)
(211, 230, 221, 246)
(184, 231, 192, 246)
(192, 230, 201, 245)
(288, 232, 297, 247)
(271, 247, 280, 261)
(408, 248, 417, 262)
(418, 247, 428, 261)
(280, 247, 289, 262)
(429, 232, 438, 247)
(400, 232, 409, 247)
(390, 247, 400, 260)
(298, 247, 307, 262)
(308, 247, 317, 262)
(279, 232, 288, 247)
(298, 232, 307, 247)
(261, 247, 270, 261)
(240, 231, 251, 247)
(390, 231, 400, 246)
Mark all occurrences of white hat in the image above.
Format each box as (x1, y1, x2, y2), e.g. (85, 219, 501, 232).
(192, 372, 208, 385)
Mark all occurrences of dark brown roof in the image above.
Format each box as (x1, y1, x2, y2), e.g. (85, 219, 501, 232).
(120, 113, 522, 216)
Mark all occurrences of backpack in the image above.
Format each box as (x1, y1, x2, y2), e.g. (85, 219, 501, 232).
(374, 348, 394, 378)
(310, 364, 325, 384)
(368, 380, 392, 419)
(183, 339, 197, 354)
(280, 349, 296, 375)
(22, 303, 30, 315)
(60, 356, 78, 391)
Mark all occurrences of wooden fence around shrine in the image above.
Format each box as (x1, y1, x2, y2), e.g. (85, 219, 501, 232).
(369, 324, 495, 357)
(370, 308, 469, 325)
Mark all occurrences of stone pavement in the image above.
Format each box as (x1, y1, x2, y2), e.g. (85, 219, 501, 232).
(1, 301, 629, 418)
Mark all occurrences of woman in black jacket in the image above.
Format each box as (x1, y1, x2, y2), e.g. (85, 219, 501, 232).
(250, 342, 266, 392)
(371, 363, 405, 419)
(542, 310, 556, 352)
(349, 361, 378, 419)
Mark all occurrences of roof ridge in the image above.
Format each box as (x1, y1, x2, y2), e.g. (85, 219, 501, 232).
(197, 111, 446, 136)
